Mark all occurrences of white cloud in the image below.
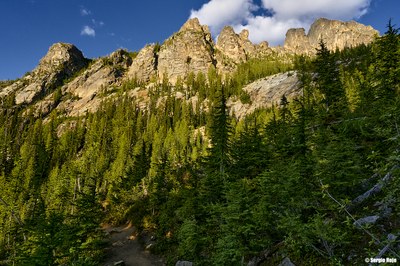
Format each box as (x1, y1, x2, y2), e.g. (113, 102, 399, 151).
(80, 7, 91, 16)
(81, 26, 96, 37)
(91, 19, 105, 27)
(190, 0, 256, 30)
(190, 0, 371, 46)
(235, 16, 306, 45)
(261, 0, 370, 20)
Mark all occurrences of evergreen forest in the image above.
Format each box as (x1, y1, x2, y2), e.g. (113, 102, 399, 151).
(0, 23, 399, 265)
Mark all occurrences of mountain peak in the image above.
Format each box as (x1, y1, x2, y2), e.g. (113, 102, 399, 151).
(216, 26, 249, 64)
(179, 17, 203, 32)
(1, 17, 380, 107)
(157, 17, 214, 83)
(0, 42, 88, 104)
(284, 18, 379, 54)
(37, 43, 86, 74)
(239, 29, 250, 41)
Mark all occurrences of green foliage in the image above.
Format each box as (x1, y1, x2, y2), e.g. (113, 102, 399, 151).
(239, 90, 252, 104)
(128, 51, 139, 59)
(1, 22, 400, 265)
(226, 56, 293, 97)
(0, 79, 17, 89)
(314, 40, 347, 116)
(373, 20, 400, 99)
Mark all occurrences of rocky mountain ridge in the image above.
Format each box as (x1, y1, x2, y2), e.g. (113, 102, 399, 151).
(1, 17, 378, 118)
(0, 43, 88, 105)
(284, 18, 378, 54)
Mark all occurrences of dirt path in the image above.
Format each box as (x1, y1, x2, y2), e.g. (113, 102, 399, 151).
(102, 223, 164, 266)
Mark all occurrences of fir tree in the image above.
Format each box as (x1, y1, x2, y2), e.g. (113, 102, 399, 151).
(314, 40, 347, 116)
(374, 19, 400, 99)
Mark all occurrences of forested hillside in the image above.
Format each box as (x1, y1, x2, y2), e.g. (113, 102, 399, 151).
(0, 23, 399, 265)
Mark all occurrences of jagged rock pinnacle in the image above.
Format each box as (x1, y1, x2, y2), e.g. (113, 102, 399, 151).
(216, 26, 248, 63)
(37, 43, 86, 74)
(179, 17, 204, 32)
(1, 42, 88, 104)
(157, 17, 215, 83)
(1, 17, 381, 115)
(284, 18, 378, 54)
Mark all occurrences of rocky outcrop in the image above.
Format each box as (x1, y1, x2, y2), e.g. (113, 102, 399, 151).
(1, 17, 381, 120)
(284, 28, 311, 54)
(126, 44, 157, 83)
(308, 18, 378, 50)
(175, 261, 193, 266)
(107, 49, 133, 69)
(228, 71, 300, 118)
(216, 26, 248, 64)
(354, 215, 380, 228)
(0, 43, 87, 104)
(239, 29, 257, 55)
(34, 49, 132, 117)
(216, 27, 272, 73)
(284, 18, 378, 54)
(38, 43, 86, 72)
(157, 18, 215, 84)
(279, 257, 296, 266)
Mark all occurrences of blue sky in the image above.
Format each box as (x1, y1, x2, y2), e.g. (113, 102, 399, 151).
(0, 0, 398, 80)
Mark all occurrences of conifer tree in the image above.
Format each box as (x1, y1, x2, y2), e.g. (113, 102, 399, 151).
(230, 118, 267, 179)
(374, 20, 400, 99)
(207, 86, 232, 177)
(314, 40, 347, 116)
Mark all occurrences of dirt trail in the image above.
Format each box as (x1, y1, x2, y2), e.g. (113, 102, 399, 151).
(102, 224, 164, 266)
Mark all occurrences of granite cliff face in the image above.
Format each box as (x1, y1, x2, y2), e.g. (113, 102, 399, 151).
(156, 18, 216, 84)
(284, 18, 378, 55)
(0, 17, 379, 118)
(127, 44, 157, 83)
(37, 43, 87, 74)
(216, 26, 250, 64)
(33, 49, 132, 117)
(215, 26, 272, 73)
(228, 71, 301, 118)
(0, 43, 87, 104)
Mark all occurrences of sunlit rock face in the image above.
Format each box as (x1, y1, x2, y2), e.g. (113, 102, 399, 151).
(126, 44, 157, 83)
(1, 43, 87, 104)
(1, 17, 380, 119)
(284, 18, 378, 55)
(157, 18, 216, 84)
